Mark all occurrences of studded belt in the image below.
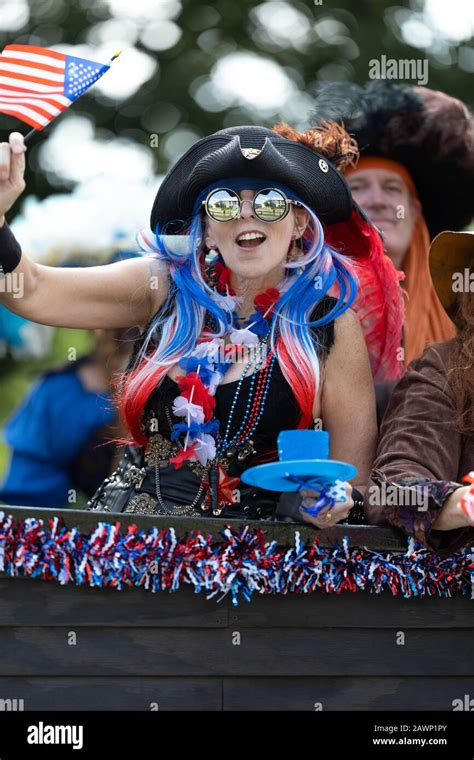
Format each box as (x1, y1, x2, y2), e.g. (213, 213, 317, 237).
(84, 432, 274, 519)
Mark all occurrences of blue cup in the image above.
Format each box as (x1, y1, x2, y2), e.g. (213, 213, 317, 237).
(277, 430, 329, 462)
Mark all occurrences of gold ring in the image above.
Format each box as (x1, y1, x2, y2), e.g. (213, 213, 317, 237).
(324, 511, 332, 522)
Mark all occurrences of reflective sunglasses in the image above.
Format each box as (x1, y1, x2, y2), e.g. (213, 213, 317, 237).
(202, 187, 300, 223)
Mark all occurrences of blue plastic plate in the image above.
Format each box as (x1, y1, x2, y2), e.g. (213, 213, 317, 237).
(241, 459, 358, 492)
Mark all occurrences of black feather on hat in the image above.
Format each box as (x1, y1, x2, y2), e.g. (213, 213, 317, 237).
(308, 82, 474, 238)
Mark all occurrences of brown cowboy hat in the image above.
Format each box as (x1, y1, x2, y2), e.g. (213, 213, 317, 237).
(429, 230, 474, 322)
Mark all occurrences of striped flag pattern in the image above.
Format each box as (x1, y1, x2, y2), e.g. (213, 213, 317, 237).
(0, 44, 110, 130)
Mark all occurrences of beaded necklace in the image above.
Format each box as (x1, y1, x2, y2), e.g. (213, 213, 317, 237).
(168, 261, 280, 496)
(216, 336, 277, 455)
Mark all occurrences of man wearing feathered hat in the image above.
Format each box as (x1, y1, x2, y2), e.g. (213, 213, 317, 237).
(274, 81, 474, 369)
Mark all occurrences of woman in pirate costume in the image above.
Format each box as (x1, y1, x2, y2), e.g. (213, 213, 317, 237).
(0, 125, 403, 525)
(274, 82, 474, 370)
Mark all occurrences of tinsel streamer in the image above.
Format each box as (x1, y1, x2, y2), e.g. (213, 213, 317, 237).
(0, 512, 472, 606)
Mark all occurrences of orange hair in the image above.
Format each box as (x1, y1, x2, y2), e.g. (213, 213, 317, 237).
(402, 215, 456, 365)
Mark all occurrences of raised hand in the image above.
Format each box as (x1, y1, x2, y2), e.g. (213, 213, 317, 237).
(0, 132, 27, 225)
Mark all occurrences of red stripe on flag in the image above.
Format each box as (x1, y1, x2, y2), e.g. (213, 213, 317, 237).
(1, 101, 61, 120)
(0, 105, 46, 130)
(0, 56, 65, 75)
(0, 97, 67, 119)
(0, 69, 64, 88)
(0, 93, 67, 109)
(0, 82, 63, 96)
(4, 44, 66, 62)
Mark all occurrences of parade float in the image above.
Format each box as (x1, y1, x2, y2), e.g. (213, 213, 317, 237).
(0, 43, 472, 715)
(0, 484, 472, 711)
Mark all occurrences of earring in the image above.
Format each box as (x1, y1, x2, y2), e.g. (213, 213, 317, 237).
(286, 238, 304, 264)
(204, 247, 224, 288)
(286, 223, 304, 260)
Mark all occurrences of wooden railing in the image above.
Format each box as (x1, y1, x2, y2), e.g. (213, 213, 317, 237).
(0, 504, 409, 550)
(0, 504, 471, 711)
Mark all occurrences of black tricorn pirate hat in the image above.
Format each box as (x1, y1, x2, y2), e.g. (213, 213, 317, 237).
(307, 81, 474, 239)
(150, 125, 353, 233)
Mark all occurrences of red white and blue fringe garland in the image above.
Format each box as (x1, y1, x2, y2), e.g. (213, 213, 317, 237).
(0, 512, 472, 605)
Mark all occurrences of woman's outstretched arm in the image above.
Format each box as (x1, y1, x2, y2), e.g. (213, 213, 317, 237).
(0, 132, 168, 330)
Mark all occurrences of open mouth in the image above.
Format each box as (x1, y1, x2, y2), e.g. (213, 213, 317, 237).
(235, 231, 267, 249)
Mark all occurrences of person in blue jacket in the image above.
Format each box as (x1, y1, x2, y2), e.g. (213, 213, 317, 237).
(0, 325, 137, 510)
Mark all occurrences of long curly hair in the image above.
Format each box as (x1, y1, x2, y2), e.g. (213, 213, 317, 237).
(448, 290, 474, 435)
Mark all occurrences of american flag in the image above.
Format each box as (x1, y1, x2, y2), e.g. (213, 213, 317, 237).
(0, 44, 111, 130)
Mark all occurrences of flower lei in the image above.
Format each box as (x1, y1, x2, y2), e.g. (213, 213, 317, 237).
(168, 260, 280, 473)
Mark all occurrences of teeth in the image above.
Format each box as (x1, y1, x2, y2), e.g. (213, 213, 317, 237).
(237, 232, 266, 242)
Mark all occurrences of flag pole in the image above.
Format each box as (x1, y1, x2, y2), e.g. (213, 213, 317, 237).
(23, 127, 38, 144)
(23, 50, 121, 146)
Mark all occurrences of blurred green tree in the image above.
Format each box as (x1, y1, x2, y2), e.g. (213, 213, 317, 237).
(0, 0, 472, 212)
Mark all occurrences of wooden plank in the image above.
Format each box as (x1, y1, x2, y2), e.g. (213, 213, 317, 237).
(0, 675, 470, 711)
(0, 628, 471, 677)
(0, 505, 409, 550)
(0, 677, 221, 710)
(223, 677, 474, 711)
(0, 580, 228, 628)
(228, 591, 474, 629)
(0, 579, 469, 629)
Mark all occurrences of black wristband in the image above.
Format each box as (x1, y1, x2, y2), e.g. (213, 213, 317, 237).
(0, 221, 22, 274)
(344, 487, 365, 524)
(352, 487, 364, 509)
